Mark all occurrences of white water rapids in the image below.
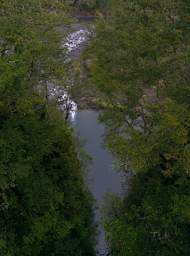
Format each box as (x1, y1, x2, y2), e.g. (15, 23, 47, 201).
(48, 26, 90, 121)
(64, 29, 90, 53)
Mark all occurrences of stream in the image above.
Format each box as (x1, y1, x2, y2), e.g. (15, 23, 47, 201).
(57, 18, 123, 255)
(70, 110, 122, 255)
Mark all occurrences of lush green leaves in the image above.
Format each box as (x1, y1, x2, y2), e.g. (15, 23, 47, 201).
(0, 1, 95, 255)
(90, 0, 190, 255)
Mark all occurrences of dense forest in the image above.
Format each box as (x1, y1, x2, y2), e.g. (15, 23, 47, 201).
(68, 0, 108, 11)
(1, 0, 190, 255)
(90, 0, 190, 255)
(0, 1, 95, 255)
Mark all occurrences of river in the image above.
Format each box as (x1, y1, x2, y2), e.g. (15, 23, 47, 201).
(59, 18, 123, 255)
(70, 110, 122, 255)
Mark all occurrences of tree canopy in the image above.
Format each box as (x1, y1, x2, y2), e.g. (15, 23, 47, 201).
(90, 0, 190, 255)
(0, 1, 95, 255)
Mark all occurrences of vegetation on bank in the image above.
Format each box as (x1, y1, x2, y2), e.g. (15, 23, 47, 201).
(0, 1, 95, 255)
(90, 0, 190, 255)
(68, 0, 109, 12)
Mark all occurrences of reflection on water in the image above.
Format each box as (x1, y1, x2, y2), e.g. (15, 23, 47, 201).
(70, 110, 122, 255)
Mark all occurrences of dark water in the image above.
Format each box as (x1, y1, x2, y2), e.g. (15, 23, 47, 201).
(70, 110, 122, 255)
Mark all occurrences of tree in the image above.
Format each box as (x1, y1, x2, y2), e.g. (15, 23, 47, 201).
(0, 1, 96, 255)
(90, 0, 190, 254)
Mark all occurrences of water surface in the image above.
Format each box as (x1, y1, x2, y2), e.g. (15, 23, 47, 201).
(71, 110, 122, 255)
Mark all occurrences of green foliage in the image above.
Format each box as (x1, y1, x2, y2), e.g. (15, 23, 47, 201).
(106, 170, 190, 256)
(90, 0, 190, 255)
(0, 1, 95, 255)
(68, 0, 109, 12)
